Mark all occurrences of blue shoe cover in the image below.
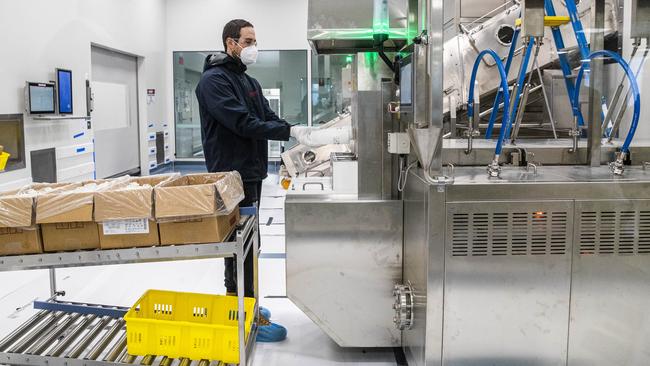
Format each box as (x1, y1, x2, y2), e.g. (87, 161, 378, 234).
(259, 306, 271, 320)
(256, 322, 287, 342)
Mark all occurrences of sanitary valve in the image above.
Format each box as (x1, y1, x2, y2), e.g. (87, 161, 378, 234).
(393, 283, 414, 330)
(487, 158, 502, 178)
(610, 152, 627, 176)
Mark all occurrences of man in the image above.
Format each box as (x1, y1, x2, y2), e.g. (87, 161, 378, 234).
(196, 19, 309, 342)
(196, 18, 352, 343)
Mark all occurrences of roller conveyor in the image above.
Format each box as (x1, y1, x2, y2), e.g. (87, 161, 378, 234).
(0, 299, 257, 366)
(0, 210, 260, 366)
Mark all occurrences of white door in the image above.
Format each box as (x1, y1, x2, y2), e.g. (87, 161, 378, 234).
(91, 46, 140, 178)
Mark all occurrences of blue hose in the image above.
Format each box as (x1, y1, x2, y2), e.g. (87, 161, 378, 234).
(467, 49, 511, 156)
(486, 27, 520, 139)
(507, 40, 535, 135)
(572, 50, 641, 154)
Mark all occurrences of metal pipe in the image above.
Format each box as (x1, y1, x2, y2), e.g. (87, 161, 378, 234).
(159, 356, 173, 366)
(86, 319, 124, 360)
(480, 84, 543, 119)
(534, 56, 557, 138)
(0, 310, 49, 352)
(27, 313, 82, 355)
(9, 312, 64, 354)
(179, 358, 191, 366)
(122, 353, 138, 364)
(49, 268, 57, 297)
(114, 347, 129, 364)
(607, 45, 649, 142)
(486, 25, 521, 138)
(427, 0, 444, 174)
(104, 334, 127, 362)
(198, 360, 210, 366)
(48, 314, 97, 357)
(141, 354, 155, 365)
(510, 82, 532, 143)
(65, 316, 111, 359)
(570, 116, 580, 153)
(511, 39, 541, 143)
(602, 45, 638, 135)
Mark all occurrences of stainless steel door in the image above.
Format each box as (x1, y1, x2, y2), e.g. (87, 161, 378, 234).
(568, 200, 650, 365)
(285, 198, 403, 347)
(443, 201, 574, 366)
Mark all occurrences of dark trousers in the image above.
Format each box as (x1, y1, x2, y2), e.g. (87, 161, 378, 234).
(224, 181, 262, 298)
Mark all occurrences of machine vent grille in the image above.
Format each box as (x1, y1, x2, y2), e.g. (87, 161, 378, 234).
(451, 211, 569, 257)
(579, 210, 650, 255)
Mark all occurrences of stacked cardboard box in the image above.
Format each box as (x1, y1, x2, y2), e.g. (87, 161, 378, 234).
(0, 171, 245, 255)
(34, 182, 101, 252)
(94, 175, 177, 249)
(0, 190, 41, 255)
(155, 173, 244, 245)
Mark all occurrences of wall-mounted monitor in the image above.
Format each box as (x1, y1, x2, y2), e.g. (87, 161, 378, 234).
(26, 82, 56, 114)
(56, 68, 73, 114)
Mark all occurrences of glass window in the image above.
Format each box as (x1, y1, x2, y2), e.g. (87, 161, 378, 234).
(311, 54, 354, 125)
(173, 50, 308, 160)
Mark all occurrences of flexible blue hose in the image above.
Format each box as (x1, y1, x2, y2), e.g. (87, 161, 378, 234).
(507, 40, 535, 137)
(467, 49, 511, 156)
(486, 27, 520, 139)
(572, 50, 641, 154)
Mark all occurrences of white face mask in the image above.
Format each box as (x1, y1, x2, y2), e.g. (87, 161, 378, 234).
(235, 42, 258, 65)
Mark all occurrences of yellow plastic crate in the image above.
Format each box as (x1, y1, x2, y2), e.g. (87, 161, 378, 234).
(0, 152, 10, 171)
(124, 290, 256, 364)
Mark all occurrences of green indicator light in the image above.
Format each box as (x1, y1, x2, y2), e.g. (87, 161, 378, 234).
(345, 55, 353, 63)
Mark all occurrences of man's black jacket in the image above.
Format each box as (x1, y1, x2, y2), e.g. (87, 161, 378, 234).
(195, 52, 291, 182)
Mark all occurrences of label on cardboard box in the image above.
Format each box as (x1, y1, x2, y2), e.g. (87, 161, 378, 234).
(102, 219, 149, 235)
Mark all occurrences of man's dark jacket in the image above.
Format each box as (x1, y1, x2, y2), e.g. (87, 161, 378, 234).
(195, 52, 291, 182)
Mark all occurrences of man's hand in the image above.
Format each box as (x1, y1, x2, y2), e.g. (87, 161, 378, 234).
(290, 126, 352, 147)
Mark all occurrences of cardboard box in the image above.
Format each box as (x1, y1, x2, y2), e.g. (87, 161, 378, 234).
(159, 209, 240, 245)
(94, 175, 176, 248)
(0, 190, 41, 255)
(41, 222, 100, 252)
(94, 175, 177, 223)
(0, 191, 34, 228)
(98, 220, 160, 249)
(35, 184, 99, 252)
(155, 173, 244, 220)
(0, 226, 42, 256)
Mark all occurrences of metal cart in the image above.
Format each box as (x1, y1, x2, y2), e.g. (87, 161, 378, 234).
(0, 208, 259, 366)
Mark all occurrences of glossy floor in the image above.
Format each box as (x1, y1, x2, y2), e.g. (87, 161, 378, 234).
(0, 171, 398, 366)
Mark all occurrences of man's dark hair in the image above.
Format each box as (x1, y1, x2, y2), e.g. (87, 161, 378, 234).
(222, 19, 254, 51)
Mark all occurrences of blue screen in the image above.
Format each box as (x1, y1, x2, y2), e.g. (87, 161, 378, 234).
(57, 70, 73, 114)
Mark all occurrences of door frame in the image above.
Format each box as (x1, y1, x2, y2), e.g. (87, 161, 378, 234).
(90, 42, 149, 176)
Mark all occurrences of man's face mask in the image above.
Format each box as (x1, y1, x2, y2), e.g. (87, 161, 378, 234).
(231, 39, 258, 65)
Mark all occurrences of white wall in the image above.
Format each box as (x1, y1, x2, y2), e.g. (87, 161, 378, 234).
(164, 0, 311, 157)
(0, 0, 167, 190)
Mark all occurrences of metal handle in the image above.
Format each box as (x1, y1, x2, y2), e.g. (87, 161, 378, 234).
(526, 162, 538, 175)
(302, 182, 325, 191)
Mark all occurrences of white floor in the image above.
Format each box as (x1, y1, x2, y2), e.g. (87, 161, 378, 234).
(0, 174, 397, 366)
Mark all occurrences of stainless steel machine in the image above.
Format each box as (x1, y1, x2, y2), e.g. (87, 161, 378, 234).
(286, 0, 650, 365)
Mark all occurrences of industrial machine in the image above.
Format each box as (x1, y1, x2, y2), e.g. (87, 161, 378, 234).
(285, 0, 650, 365)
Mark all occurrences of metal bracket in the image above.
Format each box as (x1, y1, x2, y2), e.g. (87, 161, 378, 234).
(33, 300, 128, 319)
